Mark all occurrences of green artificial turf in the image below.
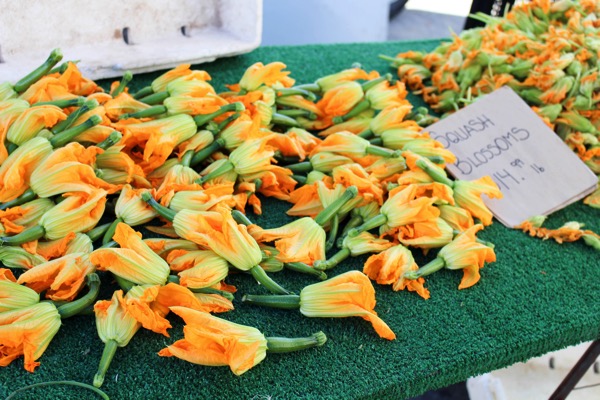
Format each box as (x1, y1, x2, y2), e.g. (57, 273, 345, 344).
(1, 40, 599, 400)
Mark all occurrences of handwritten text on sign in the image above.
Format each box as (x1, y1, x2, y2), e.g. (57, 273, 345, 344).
(425, 87, 597, 227)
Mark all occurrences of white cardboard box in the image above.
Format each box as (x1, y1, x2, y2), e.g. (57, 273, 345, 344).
(0, 0, 262, 82)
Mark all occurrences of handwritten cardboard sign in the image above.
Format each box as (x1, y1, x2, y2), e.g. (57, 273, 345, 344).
(425, 86, 597, 228)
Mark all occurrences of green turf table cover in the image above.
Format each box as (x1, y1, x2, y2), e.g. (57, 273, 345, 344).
(1, 40, 599, 400)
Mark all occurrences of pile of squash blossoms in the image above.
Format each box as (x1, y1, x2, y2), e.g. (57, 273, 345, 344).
(383, 0, 600, 247)
(0, 48, 500, 390)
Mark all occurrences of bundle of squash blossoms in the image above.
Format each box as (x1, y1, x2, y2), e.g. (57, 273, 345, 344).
(383, 0, 600, 218)
(0, 48, 501, 391)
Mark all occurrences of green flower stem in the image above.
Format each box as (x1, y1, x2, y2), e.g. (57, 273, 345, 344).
(340, 214, 363, 238)
(96, 131, 122, 150)
(294, 83, 321, 93)
(102, 218, 123, 245)
(50, 115, 102, 148)
(315, 185, 358, 226)
(266, 331, 327, 353)
(415, 158, 454, 187)
(276, 87, 317, 101)
(210, 112, 240, 134)
(347, 213, 387, 237)
(14, 48, 63, 93)
(0, 225, 45, 245)
(189, 138, 225, 167)
(51, 99, 99, 134)
(231, 210, 254, 226)
(141, 192, 176, 222)
(57, 273, 101, 319)
(332, 99, 371, 124)
(110, 71, 133, 97)
(100, 241, 118, 249)
(286, 161, 313, 174)
(93, 339, 118, 388)
(325, 214, 340, 252)
(0, 188, 36, 210)
(180, 150, 194, 168)
(138, 91, 169, 105)
(292, 174, 307, 185)
(272, 113, 301, 127)
(86, 222, 112, 242)
(49, 61, 73, 75)
(34, 97, 85, 108)
(378, 54, 401, 66)
(6, 381, 109, 400)
(195, 160, 235, 184)
(249, 265, 292, 295)
(366, 145, 398, 158)
(194, 102, 245, 126)
(403, 257, 445, 280)
(114, 274, 135, 292)
(358, 128, 373, 139)
(284, 262, 327, 280)
(313, 247, 351, 271)
(242, 294, 301, 309)
(451, 230, 495, 248)
(132, 85, 153, 99)
(120, 105, 167, 119)
(427, 155, 446, 164)
(362, 73, 392, 91)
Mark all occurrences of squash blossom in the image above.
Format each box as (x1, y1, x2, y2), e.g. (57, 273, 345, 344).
(0, 302, 61, 372)
(39, 189, 107, 240)
(0, 246, 46, 270)
(364, 244, 430, 299)
(0, 137, 53, 202)
(404, 224, 496, 290)
(248, 217, 326, 266)
(93, 289, 141, 387)
(244, 271, 396, 340)
(239, 61, 295, 92)
(6, 105, 66, 146)
(115, 184, 158, 226)
(169, 250, 230, 289)
(90, 223, 170, 286)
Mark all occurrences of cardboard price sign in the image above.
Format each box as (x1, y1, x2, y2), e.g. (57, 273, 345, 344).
(425, 87, 597, 228)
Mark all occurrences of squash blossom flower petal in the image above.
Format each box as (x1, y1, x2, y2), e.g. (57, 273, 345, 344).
(316, 67, 379, 92)
(125, 283, 234, 337)
(239, 62, 294, 92)
(94, 290, 140, 347)
(168, 184, 236, 213)
(158, 306, 268, 376)
(17, 252, 95, 302)
(248, 217, 326, 266)
(154, 164, 200, 201)
(0, 279, 40, 312)
(11, 198, 55, 230)
(115, 184, 157, 226)
(169, 250, 230, 288)
(438, 224, 496, 289)
(398, 218, 454, 250)
(173, 207, 262, 271)
(438, 205, 474, 231)
(90, 223, 170, 285)
(453, 176, 503, 226)
(0, 137, 52, 202)
(0, 302, 61, 372)
(299, 270, 396, 340)
(164, 94, 228, 116)
(317, 81, 364, 118)
(103, 92, 151, 121)
(380, 184, 440, 232)
(364, 244, 430, 299)
(6, 105, 67, 146)
(342, 231, 393, 256)
(40, 189, 107, 240)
